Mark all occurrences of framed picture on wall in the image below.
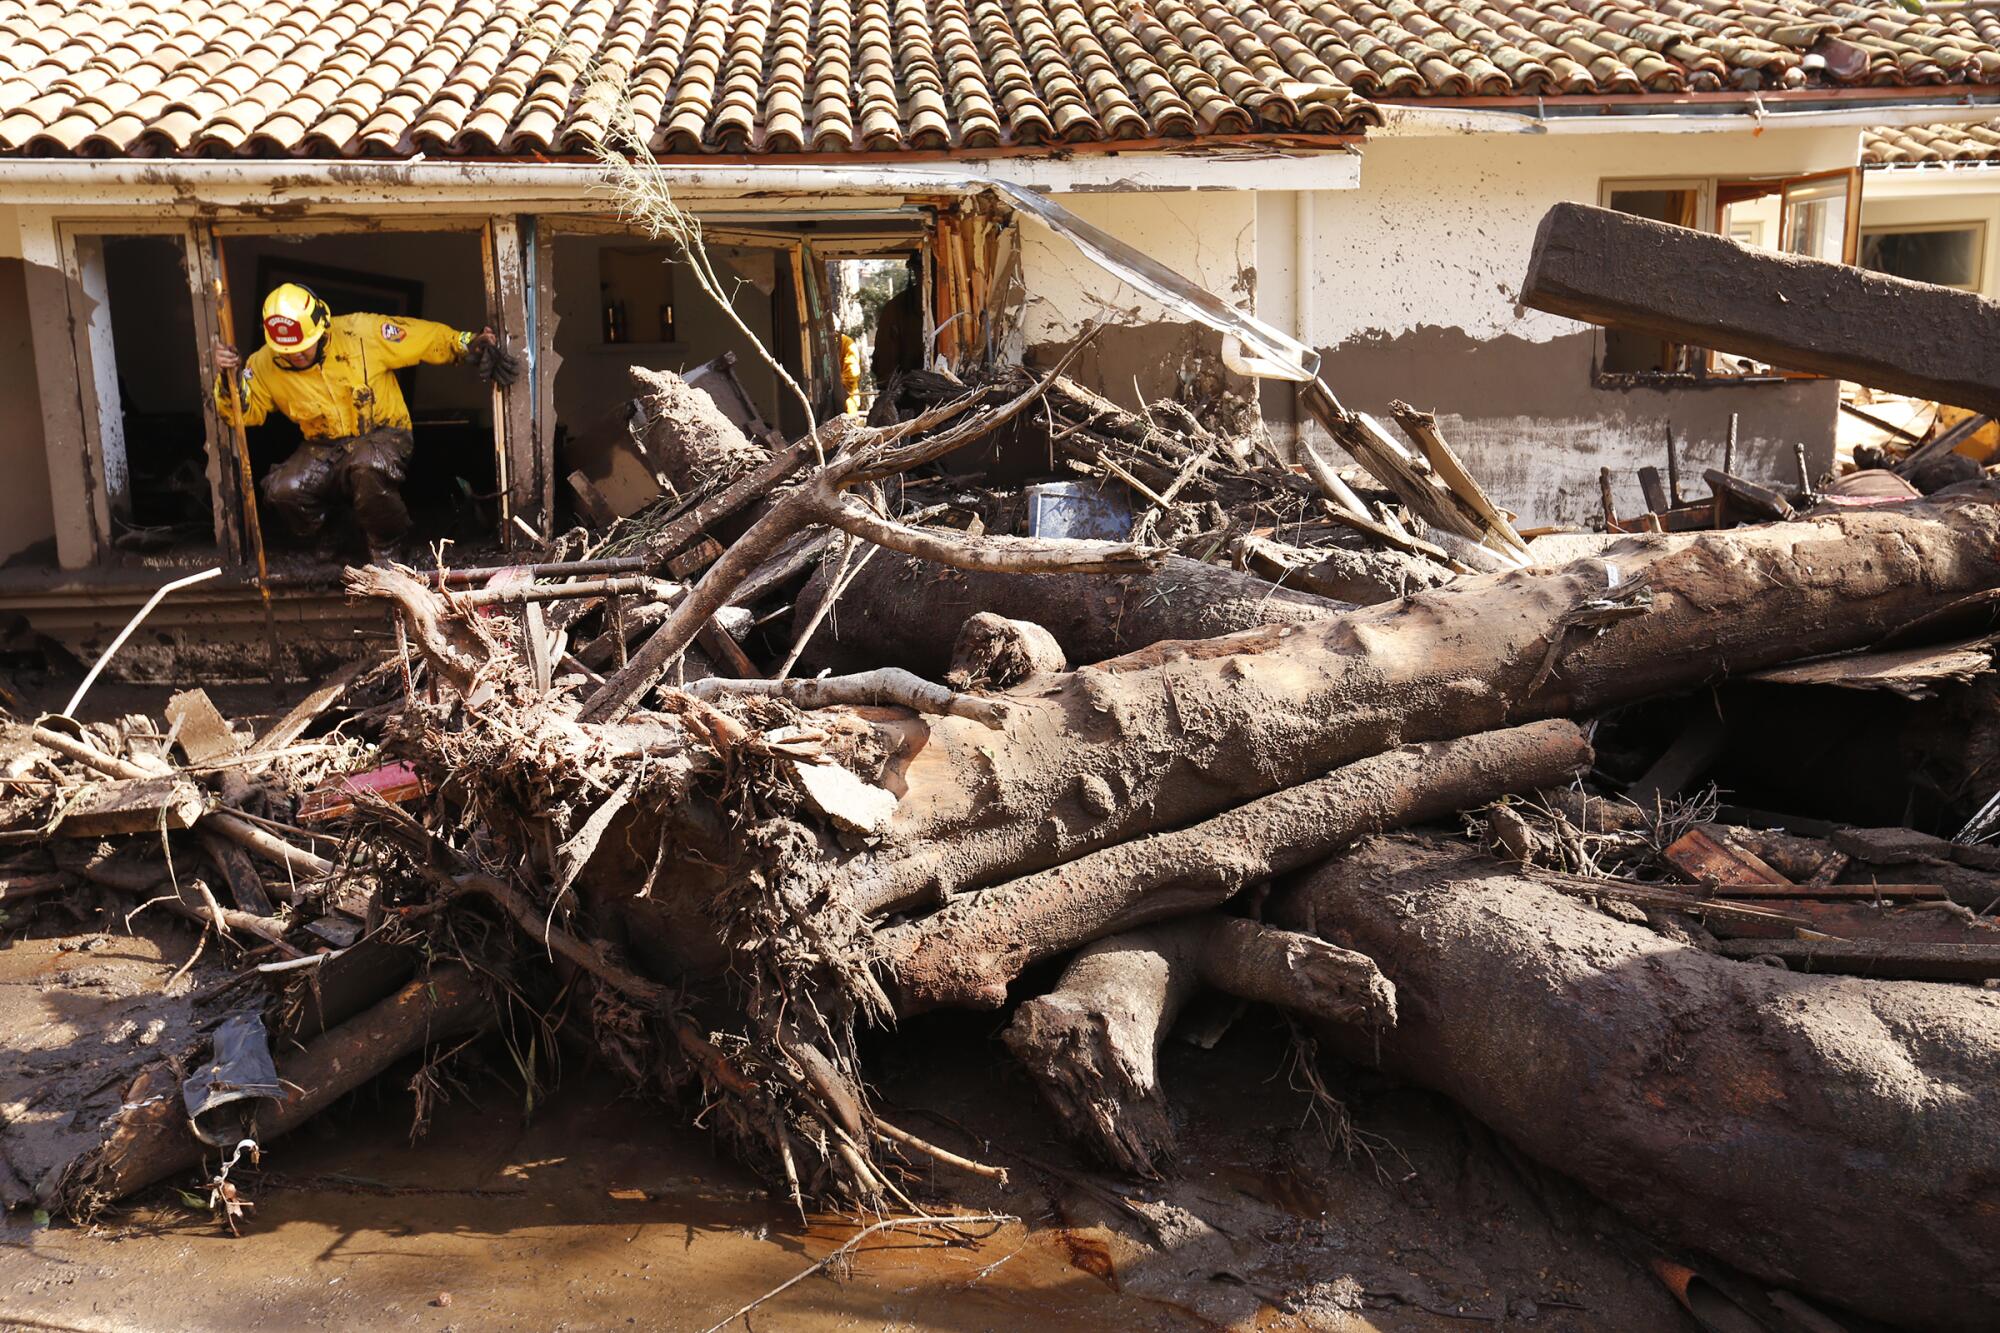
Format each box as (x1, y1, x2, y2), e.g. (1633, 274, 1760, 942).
(252, 257, 425, 322)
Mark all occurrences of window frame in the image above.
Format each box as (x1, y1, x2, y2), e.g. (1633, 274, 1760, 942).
(1857, 219, 1988, 292)
(1593, 168, 1862, 387)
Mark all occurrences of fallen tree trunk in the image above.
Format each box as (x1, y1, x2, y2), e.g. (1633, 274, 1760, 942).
(1277, 834, 2000, 1332)
(796, 550, 1348, 678)
(53, 967, 491, 1215)
(1001, 915, 1394, 1176)
(879, 720, 1591, 1007)
(1522, 201, 2000, 417)
(835, 493, 2000, 916)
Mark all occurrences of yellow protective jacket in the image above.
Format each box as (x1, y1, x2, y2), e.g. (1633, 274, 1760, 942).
(216, 312, 474, 441)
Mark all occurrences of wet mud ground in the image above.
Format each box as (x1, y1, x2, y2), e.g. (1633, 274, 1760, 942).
(0, 915, 1690, 1333)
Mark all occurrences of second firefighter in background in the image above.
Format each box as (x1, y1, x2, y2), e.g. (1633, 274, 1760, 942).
(214, 283, 511, 564)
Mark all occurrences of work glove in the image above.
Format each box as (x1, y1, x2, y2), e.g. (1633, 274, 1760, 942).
(472, 339, 521, 387)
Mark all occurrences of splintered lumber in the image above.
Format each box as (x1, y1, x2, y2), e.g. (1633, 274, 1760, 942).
(1705, 469, 1796, 522)
(58, 777, 205, 837)
(1001, 916, 1394, 1176)
(247, 658, 366, 754)
(164, 689, 240, 765)
(798, 551, 1347, 678)
(54, 967, 491, 1213)
(30, 726, 334, 881)
(879, 720, 1591, 1009)
(835, 491, 2000, 919)
(1279, 834, 2000, 1333)
(1711, 937, 2000, 979)
(1522, 201, 2000, 417)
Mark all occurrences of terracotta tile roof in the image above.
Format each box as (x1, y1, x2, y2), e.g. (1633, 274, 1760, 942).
(1864, 120, 2000, 165)
(1, 1, 1998, 159)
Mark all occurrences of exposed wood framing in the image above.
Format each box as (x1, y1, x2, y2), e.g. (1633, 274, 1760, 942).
(19, 210, 104, 569)
(62, 233, 131, 532)
(186, 222, 245, 564)
(530, 217, 561, 548)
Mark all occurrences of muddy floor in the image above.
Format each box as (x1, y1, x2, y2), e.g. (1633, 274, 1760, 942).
(0, 911, 1691, 1333)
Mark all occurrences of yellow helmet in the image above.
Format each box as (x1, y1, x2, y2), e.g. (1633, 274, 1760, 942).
(261, 283, 330, 354)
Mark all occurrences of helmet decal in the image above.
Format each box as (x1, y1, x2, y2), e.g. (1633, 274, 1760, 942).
(261, 282, 329, 355)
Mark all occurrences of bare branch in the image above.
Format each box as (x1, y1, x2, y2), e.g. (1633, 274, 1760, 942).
(685, 668, 1014, 729)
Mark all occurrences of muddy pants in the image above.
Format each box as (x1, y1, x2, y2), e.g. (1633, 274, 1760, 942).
(260, 427, 414, 553)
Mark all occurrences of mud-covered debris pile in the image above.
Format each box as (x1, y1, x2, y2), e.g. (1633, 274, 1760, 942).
(9, 359, 2000, 1333)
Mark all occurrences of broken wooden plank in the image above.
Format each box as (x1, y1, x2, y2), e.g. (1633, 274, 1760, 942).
(200, 830, 278, 915)
(696, 616, 760, 679)
(58, 778, 206, 837)
(1705, 882, 1946, 900)
(668, 536, 726, 581)
(567, 470, 618, 529)
(1704, 469, 1796, 523)
(1523, 201, 2000, 416)
(1625, 711, 1728, 812)
(1637, 466, 1671, 516)
(164, 689, 240, 766)
(1663, 826, 1790, 887)
(1745, 636, 1997, 699)
(1714, 937, 2000, 981)
(249, 659, 366, 755)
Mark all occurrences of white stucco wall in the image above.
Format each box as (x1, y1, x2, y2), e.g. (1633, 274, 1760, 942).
(1018, 191, 1260, 344)
(1300, 127, 1862, 347)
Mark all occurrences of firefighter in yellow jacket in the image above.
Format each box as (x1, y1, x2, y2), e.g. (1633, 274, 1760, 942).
(214, 283, 511, 562)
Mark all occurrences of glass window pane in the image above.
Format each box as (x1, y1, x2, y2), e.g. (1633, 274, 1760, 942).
(1860, 228, 1982, 289)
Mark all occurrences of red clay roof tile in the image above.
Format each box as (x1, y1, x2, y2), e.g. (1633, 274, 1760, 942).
(0, 0, 1996, 158)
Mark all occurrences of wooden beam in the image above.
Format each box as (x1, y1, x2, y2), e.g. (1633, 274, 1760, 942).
(1522, 201, 2000, 417)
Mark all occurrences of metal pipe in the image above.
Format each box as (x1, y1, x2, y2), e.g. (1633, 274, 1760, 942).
(62, 566, 222, 717)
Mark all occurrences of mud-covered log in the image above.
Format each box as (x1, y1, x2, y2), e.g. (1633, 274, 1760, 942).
(1523, 201, 2000, 416)
(1278, 834, 2000, 1332)
(880, 720, 1591, 1007)
(54, 968, 491, 1214)
(835, 493, 2000, 917)
(1002, 915, 1393, 1176)
(798, 550, 1347, 678)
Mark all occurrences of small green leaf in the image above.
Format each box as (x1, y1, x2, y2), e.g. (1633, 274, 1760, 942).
(30, 1208, 50, 1228)
(177, 1190, 207, 1210)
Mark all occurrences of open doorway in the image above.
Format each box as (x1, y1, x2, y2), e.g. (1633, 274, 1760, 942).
(100, 233, 209, 544)
(549, 232, 791, 522)
(829, 255, 920, 421)
(217, 229, 498, 560)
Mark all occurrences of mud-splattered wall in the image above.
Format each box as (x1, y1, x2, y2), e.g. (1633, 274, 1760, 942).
(1291, 128, 1861, 526)
(1016, 190, 1260, 415)
(1018, 128, 1867, 528)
